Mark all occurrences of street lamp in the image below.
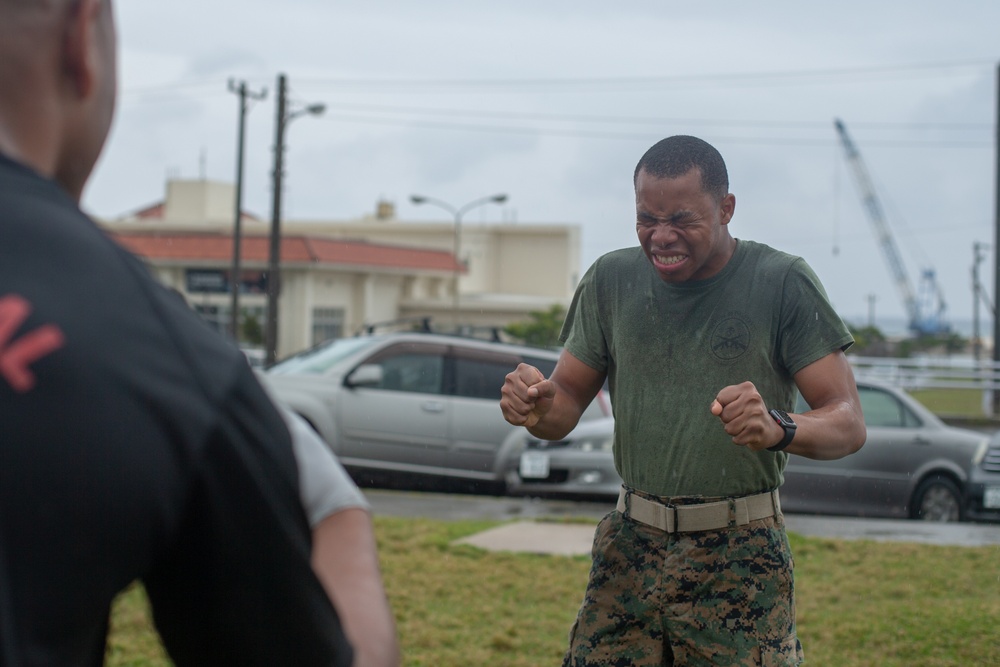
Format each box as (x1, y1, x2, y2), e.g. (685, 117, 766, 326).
(409, 192, 508, 328)
(264, 73, 325, 368)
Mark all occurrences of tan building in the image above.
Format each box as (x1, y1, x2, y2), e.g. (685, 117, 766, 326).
(100, 179, 582, 359)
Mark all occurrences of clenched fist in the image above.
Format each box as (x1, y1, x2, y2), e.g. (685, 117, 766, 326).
(500, 363, 557, 429)
(710, 381, 784, 452)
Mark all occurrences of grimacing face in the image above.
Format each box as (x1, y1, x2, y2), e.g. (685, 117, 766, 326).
(634, 167, 736, 284)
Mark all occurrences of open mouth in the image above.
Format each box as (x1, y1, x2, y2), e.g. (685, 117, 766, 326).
(654, 253, 687, 267)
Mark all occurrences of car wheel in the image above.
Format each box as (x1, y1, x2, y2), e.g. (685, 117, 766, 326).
(910, 475, 963, 522)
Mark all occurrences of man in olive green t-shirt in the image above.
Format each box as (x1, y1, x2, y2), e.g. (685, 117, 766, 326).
(501, 135, 866, 667)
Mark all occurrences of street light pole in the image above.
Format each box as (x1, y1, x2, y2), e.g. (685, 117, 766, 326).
(409, 193, 508, 329)
(227, 79, 266, 341)
(264, 73, 325, 368)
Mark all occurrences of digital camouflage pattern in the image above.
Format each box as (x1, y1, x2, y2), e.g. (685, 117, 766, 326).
(563, 505, 804, 667)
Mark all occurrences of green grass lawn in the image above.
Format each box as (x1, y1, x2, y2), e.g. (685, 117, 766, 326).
(106, 517, 1000, 667)
(908, 388, 986, 418)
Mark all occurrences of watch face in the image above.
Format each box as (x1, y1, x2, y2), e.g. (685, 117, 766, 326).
(768, 408, 797, 451)
(770, 409, 796, 428)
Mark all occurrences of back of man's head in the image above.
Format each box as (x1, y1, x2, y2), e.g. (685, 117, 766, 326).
(0, 0, 117, 201)
(0, 0, 64, 47)
(633, 135, 730, 201)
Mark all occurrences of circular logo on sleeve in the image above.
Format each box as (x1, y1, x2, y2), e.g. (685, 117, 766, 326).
(711, 317, 751, 360)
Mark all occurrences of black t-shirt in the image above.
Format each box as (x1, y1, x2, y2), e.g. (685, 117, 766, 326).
(0, 154, 353, 666)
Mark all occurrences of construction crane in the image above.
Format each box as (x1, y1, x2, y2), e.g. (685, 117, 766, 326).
(833, 118, 950, 337)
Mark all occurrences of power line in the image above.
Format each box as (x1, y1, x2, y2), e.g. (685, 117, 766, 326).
(294, 58, 994, 92)
(120, 80, 232, 96)
(321, 113, 992, 148)
(318, 102, 991, 132)
(120, 58, 995, 98)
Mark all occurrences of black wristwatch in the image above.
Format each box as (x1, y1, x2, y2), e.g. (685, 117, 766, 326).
(768, 409, 796, 452)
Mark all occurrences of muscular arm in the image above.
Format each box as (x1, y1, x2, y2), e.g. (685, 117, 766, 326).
(312, 508, 400, 667)
(783, 351, 866, 459)
(500, 349, 606, 441)
(711, 351, 866, 460)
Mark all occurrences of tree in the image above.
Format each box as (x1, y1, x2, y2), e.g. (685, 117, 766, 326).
(241, 309, 264, 346)
(847, 323, 889, 356)
(504, 304, 566, 348)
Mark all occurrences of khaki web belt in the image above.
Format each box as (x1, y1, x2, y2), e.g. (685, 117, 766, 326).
(617, 486, 781, 533)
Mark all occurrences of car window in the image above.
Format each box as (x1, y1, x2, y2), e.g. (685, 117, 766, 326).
(376, 353, 444, 395)
(452, 356, 512, 400)
(269, 336, 380, 375)
(447, 347, 528, 400)
(524, 355, 557, 378)
(859, 385, 921, 428)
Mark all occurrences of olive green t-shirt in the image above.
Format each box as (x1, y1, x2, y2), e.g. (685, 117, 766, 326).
(561, 239, 853, 498)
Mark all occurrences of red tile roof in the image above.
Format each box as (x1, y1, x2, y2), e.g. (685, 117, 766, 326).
(110, 231, 462, 273)
(124, 202, 262, 223)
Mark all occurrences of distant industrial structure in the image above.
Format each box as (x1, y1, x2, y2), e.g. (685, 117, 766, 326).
(835, 118, 950, 337)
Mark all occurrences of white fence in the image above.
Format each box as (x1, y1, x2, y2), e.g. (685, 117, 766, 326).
(849, 355, 1000, 392)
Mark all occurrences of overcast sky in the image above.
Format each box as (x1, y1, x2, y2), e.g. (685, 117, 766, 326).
(85, 1, 1000, 334)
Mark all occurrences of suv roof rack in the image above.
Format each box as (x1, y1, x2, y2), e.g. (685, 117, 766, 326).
(357, 317, 507, 343)
(357, 317, 433, 336)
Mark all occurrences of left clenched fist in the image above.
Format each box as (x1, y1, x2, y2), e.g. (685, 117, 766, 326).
(710, 381, 783, 452)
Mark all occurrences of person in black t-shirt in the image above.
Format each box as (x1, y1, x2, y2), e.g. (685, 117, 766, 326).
(0, 2, 384, 664)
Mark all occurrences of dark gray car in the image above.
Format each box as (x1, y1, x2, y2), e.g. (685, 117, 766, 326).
(504, 379, 1000, 523)
(260, 332, 610, 486)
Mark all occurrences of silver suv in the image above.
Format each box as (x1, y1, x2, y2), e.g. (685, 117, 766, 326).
(260, 330, 610, 487)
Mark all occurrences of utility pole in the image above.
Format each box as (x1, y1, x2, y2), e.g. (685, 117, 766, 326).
(264, 74, 287, 369)
(264, 74, 325, 368)
(227, 80, 266, 341)
(993, 63, 1000, 413)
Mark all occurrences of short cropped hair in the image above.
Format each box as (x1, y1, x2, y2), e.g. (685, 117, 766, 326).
(633, 135, 729, 200)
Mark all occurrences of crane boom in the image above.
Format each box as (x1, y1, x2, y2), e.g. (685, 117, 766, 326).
(833, 118, 948, 336)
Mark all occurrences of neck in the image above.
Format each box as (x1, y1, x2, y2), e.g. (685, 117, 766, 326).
(0, 103, 61, 173)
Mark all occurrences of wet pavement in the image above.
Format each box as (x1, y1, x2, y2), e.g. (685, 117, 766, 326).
(364, 488, 1000, 554)
(781, 513, 1000, 547)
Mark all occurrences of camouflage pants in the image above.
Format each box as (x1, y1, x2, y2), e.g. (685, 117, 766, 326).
(563, 502, 804, 666)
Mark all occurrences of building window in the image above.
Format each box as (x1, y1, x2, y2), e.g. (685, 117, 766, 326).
(194, 304, 228, 335)
(184, 269, 268, 295)
(187, 269, 228, 294)
(312, 307, 345, 346)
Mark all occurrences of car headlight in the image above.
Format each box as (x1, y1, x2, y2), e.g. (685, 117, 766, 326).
(573, 437, 614, 453)
(973, 438, 990, 466)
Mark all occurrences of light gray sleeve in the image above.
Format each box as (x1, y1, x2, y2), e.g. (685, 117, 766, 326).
(282, 408, 371, 527)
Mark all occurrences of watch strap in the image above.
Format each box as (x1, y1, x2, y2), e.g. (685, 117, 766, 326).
(767, 409, 796, 452)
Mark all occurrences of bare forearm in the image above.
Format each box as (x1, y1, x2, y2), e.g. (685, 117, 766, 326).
(525, 389, 586, 441)
(782, 400, 866, 460)
(311, 508, 400, 667)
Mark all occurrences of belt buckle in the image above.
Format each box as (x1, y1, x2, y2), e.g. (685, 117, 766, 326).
(622, 487, 633, 521)
(647, 493, 678, 533)
(665, 501, 679, 533)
